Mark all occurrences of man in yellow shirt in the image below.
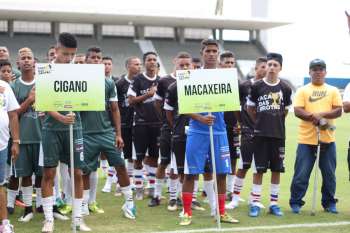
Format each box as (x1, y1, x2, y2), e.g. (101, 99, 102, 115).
(289, 59, 342, 214)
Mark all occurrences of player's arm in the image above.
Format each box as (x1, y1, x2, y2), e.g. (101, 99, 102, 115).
(110, 101, 124, 149)
(154, 99, 163, 117)
(246, 84, 258, 122)
(48, 111, 75, 125)
(16, 87, 35, 115)
(165, 110, 174, 128)
(128, 83, 157, 106)
(188, 113, 215, 125)
(8, 110, 20, 161)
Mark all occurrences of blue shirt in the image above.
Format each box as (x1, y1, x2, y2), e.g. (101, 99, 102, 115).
(188, 112, 226, 135)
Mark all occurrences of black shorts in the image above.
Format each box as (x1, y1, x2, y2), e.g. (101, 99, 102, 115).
(172, 135, 186, 174)
(134, 125, 160, 161)
(121, 127, 133, 160)
(238, 134, 254, 170)
(160, 127, 172, 166)
(226, 126, 240, 160)
(252, 136, 285, 173)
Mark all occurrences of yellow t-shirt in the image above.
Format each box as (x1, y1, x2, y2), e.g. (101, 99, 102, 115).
(294, 83, 342, 145)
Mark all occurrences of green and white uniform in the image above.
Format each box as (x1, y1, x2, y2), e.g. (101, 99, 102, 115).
(10, 77, 42, 177)
(80, 77, 124, 174)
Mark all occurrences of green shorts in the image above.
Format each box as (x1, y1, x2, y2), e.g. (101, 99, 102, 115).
(10, 144, 42, 177)
(42, 129, 84, 169)
(82, 131, 124, 174)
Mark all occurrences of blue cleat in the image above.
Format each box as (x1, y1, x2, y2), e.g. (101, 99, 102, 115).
(269, 205, 283, 216)
(324, 203, 338, 214)
(249, 205, 261, 217)
(290, 204, 301, 214)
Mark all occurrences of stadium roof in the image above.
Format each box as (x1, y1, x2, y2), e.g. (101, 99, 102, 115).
(0, 8, 290, 30)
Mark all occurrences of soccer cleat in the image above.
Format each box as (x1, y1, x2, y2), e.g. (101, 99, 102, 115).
(121, 203, 136, 220)
(192, 201, 205, 211)
(88, 202, 104, 214)
(53, 206, 69, 221)
(42, 220, 54, 233)
(148, 197, 160, 207)
(58, 204, 72, 215)
(247, 200, 266, 209)
(324, 203, 338, 214)
(179, 213, 192, 226)
(225, 200, 239, 210)
(72, 218, 91, 232)
(290, 204, 301, 214)
(18, 208, 34, 222)
(135, 188, 144, 201)
(0, 221, 14, 233)
(7, 207, 14, 215)
(249, 205, 261, 217)
(220, 213, 239, 224)
(269, 205, 283, 216)
(167, 199, 178, 211)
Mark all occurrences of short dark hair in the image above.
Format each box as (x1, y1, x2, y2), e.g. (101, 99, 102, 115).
(176, 51, 192, 59)
(255, 56, 267, 66)
(200, 39, 219, 51)
(57, 32, 78, 49)
(0, 59, 12, 69)
(125, 56, 140, 68)
(192, 57, 201, 63)
(266, 52, 283, 67)
(220, 51, 235, 61)
(143, 51, 157, 63)
(102, 56, 113, 62)
(86, 46, 102, 58)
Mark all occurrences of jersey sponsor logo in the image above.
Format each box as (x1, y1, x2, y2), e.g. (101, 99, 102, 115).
(257, 91, 284, 112)
(308, 90, 327, 102)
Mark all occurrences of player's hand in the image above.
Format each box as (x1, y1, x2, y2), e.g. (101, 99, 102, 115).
(199, 115, 216, 125)
(28, 87, 36, 103)
(11, 143, 20, 162)
(115, 136, 124, 149)
(60, 113, 76, 125)
(311, 113, 323, 126)
(147, 84, 157, 97)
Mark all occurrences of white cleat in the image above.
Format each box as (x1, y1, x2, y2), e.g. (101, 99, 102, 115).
(72, 218, 92, 232)
(42, 220, 54, 233)
(53, 210, 69, 221)
(1, 222, 14, 233)
(247, 201, 265, 209)
(18, 212, 34, 222)
(225, 200, 239, 210)
(121, 203, 136, 220)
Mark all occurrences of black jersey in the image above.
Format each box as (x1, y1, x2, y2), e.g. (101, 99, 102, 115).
(116, 75, 134, 128)
(127, 73, 161, 126)
(164, 82, 190, 137)
(247, 78, 292, 139)
(154, 74, 177, 129)
(239, 79, 255, 135)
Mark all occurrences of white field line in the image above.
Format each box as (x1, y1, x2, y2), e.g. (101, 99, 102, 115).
(154, 221, 350, 233)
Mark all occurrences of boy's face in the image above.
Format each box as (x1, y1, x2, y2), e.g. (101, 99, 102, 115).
(0, 65, 12, 83)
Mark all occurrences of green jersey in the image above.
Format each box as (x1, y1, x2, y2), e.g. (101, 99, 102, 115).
(11, 78, 42, 143)
(81, 78, 117, 134)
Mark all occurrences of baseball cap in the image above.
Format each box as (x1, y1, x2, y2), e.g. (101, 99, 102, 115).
(266, 52, 283, 67)
(309, 59, 326, 69)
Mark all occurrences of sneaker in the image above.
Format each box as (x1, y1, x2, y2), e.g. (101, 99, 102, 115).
(179, 213, 192, 226)
(167, 199, 178, 211)
(42, 220, 54, 233)
(135, 188, 144, 201)
(249, 205, 261, 217)
(192, 201, 205, 211)
(225, 200, 239, 210)
(324, 203, 338, 214)
(290, 204, 301, 214)
(36, 205, 44, 213)
(0, 221, 14, 233)
(88, 202, 104, 214)
(72, 218, 91, 232)
(82, 203, 90, 216)
(148, 197, 160, 207)
(58, 204, 72, 215)
(220, 213, 239, 224)
(7, 207, 14, 215)
(121, 203, 136, 220)
(53, 206, 69, 221)
(18, 208, 34, 222)
(269, 205, 283, 216)
(101, 182, 112, 193)
(147, 188, 155, 198)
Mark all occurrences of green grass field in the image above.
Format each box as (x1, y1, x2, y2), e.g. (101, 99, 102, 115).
(9, 115, 350, 233)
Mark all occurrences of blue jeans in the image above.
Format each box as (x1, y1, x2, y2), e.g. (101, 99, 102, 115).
(0, 147, 8, 185)
(289, 143, 337, 209)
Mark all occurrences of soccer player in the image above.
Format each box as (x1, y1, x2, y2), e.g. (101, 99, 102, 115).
(40, 32, 90, 232)
(226, 57, 267, 209)
(247, 53, 292, 217)
(179, 39, 239, 226)
(0, 47, 21, 80)
(73, 54, 85, 64)
(127, 51, 161, 200)
(163, 52, 192, 211)
(219, 51, 240, 199)
(102, 56, 118, 83)
(47, 46, 56, 63)
(80, 46, 136, 220)
(6, 48, 43, 223)
(0, 60, 19, 233)
(290, 59, 342, 214)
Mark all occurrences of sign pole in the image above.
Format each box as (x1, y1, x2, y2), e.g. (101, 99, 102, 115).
(69, 112, 76, 233)
(208, 112, 221, 229)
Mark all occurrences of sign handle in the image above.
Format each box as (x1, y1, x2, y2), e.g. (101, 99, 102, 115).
(208, 112, 221, 229)
(69, 112, 77, 233)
